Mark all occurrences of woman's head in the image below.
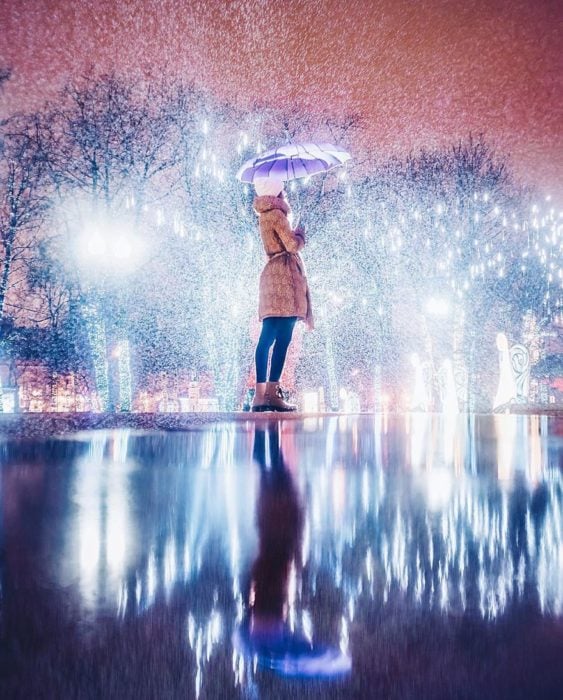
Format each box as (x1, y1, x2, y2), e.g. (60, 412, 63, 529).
(254, 178, 285, 198)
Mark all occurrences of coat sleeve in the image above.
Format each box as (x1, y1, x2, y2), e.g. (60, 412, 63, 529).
(272, 209, 305, 253)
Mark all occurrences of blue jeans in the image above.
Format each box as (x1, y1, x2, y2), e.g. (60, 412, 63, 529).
(255, 317, 297, 383)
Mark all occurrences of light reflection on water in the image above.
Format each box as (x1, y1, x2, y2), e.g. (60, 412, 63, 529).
(1, 415, 562, 694)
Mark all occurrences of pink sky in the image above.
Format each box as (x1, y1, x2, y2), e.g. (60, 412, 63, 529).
(1, 0, 562, 195)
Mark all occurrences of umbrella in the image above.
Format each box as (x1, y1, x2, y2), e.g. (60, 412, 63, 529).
(236, 142, 351, 183)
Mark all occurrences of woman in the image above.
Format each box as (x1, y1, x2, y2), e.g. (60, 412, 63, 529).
(251, 178, 313, 412)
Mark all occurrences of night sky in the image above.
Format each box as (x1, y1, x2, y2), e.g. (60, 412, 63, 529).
(1, 0, 561, 194)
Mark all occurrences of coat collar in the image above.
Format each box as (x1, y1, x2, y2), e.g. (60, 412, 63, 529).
(253, 194, 290, 216)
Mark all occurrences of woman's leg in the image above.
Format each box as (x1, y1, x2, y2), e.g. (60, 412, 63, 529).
(255, 318, 277, 383)
(269, 317, 297, 382)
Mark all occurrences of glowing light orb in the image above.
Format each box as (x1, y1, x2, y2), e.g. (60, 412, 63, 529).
(85, 233, 107, 258)
(112, 235, 134, 261)
(425, 298, 450, 316)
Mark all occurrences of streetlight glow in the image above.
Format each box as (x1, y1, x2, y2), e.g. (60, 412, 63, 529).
(425, 298, 450, 316)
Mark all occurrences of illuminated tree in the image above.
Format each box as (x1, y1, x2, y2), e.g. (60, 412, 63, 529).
(2, 72, 558, 411)
(43, 74, 183, 409)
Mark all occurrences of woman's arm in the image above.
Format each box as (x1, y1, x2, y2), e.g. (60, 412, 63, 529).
(272, 209, 305, 253)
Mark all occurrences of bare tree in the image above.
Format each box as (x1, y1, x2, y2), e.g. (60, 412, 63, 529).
(24, 237, 77, 328)
(0, 114, 52, 320)
(50, 73, 180, 209)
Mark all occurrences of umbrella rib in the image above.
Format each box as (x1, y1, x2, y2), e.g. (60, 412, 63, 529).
(266, 159, 277, 178)
(291, 159, 298, 181)
(302, 144, 317, 160)
(303, 144, 332, 169)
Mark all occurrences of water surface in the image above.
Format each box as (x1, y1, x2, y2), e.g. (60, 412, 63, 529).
(1, 414, 562, 698)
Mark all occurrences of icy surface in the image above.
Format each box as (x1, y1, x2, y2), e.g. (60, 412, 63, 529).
(0, 416, 562, 697)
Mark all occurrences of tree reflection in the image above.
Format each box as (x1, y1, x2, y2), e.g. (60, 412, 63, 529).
(0, 415, 561, 696)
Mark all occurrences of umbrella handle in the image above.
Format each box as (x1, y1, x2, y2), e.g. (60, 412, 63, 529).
(294, 210, 305, 230)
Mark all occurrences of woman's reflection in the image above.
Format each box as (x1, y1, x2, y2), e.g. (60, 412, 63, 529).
(250, 420, 303, 633)
(234, 421, 351, 678)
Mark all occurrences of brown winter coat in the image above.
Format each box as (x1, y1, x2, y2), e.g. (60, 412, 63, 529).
(253, 194, 314, 329)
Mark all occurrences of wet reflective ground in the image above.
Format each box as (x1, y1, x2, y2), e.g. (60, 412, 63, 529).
(1, 414, 562, 699)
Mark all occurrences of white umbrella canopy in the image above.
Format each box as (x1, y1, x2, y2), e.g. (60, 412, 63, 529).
(236, 142, 351, 183)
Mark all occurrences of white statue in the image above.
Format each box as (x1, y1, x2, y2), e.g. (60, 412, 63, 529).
(493, 333, 517, 410)
(510, 343, 530, 403)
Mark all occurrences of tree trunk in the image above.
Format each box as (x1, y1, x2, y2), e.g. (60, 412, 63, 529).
(0, 234, 13, 319)
(325, 324, 339, 411)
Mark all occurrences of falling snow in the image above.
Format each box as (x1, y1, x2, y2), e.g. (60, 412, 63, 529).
(0, 1, 561, 412)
